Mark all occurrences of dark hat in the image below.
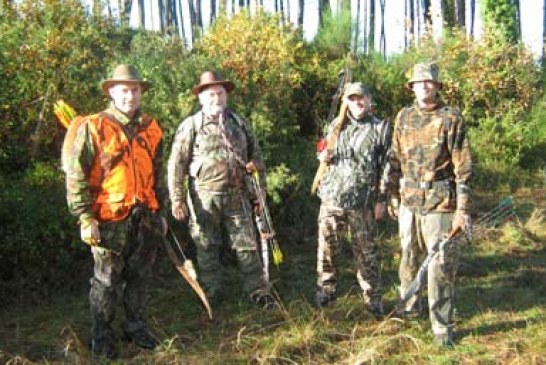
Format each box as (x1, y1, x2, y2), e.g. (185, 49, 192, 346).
(100, 64, 151, 95)
(191, 71, 235, 96)
(406, 62, 443, 90)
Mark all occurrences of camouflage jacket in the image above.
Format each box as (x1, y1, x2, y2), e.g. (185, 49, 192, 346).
(388, 100, 473, 213)
(318, 113, 391, 209)
(167, 109, 265, 206)
(64, 105, 166, 222)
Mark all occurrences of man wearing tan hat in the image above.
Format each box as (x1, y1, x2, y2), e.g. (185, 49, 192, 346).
(314, 82, 391, 316)
(388, 62, 473, 346)
(167, 70, 274, 309)
(63, 64, 166, 358)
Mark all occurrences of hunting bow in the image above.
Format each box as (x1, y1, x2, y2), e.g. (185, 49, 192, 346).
(398, 227, 462, 308)
(311, 54, 354, 194)
(166, 228, 213, 320)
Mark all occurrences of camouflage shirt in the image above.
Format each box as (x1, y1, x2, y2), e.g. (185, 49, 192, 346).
(318, 113, 391, 209)
(167, 109, 265, 205)
(388, 100, 473, 213)
(64, 104, 166, 221)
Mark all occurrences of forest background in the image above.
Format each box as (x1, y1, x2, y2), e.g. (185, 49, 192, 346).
(2, 0, 546, 364)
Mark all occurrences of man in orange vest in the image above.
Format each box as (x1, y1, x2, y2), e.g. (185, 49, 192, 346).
(63, 64, 166, 359)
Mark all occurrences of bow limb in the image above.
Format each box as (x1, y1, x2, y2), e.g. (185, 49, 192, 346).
(164, 239, 213, 320)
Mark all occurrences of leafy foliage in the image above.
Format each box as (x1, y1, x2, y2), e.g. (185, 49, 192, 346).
(482, 0, 521, 43)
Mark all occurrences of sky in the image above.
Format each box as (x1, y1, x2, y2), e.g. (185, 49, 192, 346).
(84, 0, 544, 59)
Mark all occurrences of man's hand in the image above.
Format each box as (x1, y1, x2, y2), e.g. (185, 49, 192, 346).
(387, 197, 400, 219)
(246, 160, 257, 173)
(453, 210, 472, 241)
(172, 202, 189, 223)
(374, 202, 386, 221)
(80, 216, 100, 246)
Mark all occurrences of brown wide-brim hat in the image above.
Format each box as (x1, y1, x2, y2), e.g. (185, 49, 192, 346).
(191, 71, 235, 96)
(405, 62, 443, 90)
(100, 64, 151, 96)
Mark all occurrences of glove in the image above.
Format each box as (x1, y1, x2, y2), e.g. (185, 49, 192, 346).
(387, 197, 400, 219)
(80, 216, 100, 246)
(453, 211, 472, 241)
(172, 202, 189, 223)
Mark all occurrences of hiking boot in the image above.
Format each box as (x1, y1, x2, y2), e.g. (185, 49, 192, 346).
(365, 296, 384, 318)
(249, 291, 277, 310)
(123, 327, 160, 350)
(434, 331, 455, 347)
(91, 336, 118, 359)
(315, 290, 336, 308)
(206, 289, 224, 309)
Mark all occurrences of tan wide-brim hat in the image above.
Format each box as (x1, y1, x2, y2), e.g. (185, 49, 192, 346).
(100, 64, 151, 96)
(406, 62, 443, 90)
(191, 71, 235, 96)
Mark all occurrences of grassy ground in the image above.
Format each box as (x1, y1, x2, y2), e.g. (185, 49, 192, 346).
(1, 192, 546, 364)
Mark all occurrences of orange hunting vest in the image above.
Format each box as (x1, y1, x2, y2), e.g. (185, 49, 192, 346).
(86, 112, 162, 222)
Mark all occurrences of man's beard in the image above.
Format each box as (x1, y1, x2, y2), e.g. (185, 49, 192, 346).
(203, 104, 225, 118)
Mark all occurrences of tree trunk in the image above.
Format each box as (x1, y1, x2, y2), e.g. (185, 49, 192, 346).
(469, 0, 475, 36)
(379, 0, 386, 57)
(158, 0, 165, 33)
(210, 0, 216, 25)
(189, 0, 196, 43)
(178, 0, 187, 41)
(353, 0, 360, 53)
(319, 0, 331, 28)
(513, 0, 522, 40)
(137, 0, 145, 27)
(362, 0, 368, 54)
(543, 0, 546, 62)
(442, 0, 455, 28)
(297, 0, 304, 27)
(408, 0, 414, 45)
(369, 0, 375, 52)
(454, 0, 465, 28)
(423, 0, 432, 26)
(121, 0, 132, 26)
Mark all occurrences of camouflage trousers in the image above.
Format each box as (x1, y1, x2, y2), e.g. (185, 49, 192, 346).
(398, 203, 460, 335)
(316, 203, 381, 302)
(89, 206, 162, 341)
(188, 187, 266, 302)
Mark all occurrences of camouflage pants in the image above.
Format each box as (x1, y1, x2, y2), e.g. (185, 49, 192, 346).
(89, 206, 162, 341)
(188, 187, 265, 301)
(316, 204, 381, 301)
(398, 203, 460, 335)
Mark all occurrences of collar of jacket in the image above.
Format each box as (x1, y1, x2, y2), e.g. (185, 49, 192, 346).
(106, 103, 142, 125)
(413, 98, 445, 113)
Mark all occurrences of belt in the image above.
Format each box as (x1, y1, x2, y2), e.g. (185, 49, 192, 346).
(402, 179, 453, 190)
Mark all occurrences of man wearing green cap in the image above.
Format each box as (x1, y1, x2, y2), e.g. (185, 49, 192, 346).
(314, 82, 391, 316)
(63, 64, 166, 358)
(388, 62, 473, 346)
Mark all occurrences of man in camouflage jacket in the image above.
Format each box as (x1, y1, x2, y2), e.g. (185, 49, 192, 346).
(167, 71, 273, 309)
(315, 82, 391, 315)
(63, 64, 166, 359)
(388, 62, 473, 347)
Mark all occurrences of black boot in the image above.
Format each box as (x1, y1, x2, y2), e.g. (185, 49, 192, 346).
(91, 333, 118, 359)
(315, 290, 336, 308)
